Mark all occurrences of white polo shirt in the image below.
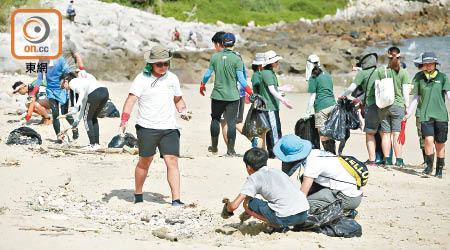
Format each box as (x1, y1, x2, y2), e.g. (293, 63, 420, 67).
(303, 149, 362, 197)
(129, 71, 182, 130)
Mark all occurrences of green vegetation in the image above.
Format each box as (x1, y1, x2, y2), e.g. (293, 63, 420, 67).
(0, 0, 42, 32)
(100, 0, 349, 26)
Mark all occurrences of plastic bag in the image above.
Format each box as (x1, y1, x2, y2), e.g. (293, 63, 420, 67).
(375, 66, 395, 108)
(6, 127, 42, 145)
(98, 101, 120, 118)
(299, 200, 362, 238)
(320, 101, 347, 141)
(243, 94, 270, 139)
(344, 99, 360, 130)
(295, 115, 320, 149)
(108, 133, 138, 148)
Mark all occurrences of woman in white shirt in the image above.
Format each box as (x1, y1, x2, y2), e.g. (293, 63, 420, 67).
(60, 72, 109, 150)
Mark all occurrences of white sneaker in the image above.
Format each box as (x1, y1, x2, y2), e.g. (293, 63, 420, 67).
(91, 144, 101, 150)
(81, 144, 94, 151)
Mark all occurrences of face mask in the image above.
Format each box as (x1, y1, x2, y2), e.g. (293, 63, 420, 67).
(424, 70, 438, 80)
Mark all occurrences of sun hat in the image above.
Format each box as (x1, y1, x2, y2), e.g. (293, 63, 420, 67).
(144, 45, 173, 64)
(421, 51, 439, 64)
(222, 32, 236, 47)
(413, 53, 423, 68)
(252, 53, 265, 65)
(273, 134, 312, 162)
(263, 50, 283, 67)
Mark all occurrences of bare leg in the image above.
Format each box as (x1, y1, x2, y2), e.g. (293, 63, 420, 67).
(135, 156, 153, 194)
(380, 132, 392, 160)
(435, 142, 445, 158)
(366, 133, 376, 161)
(221, 122, 228, 145)
(392, 132, 402, 159)
(243, 199, 270, 225)
(424, 136, 435, 155)
(162, 155, 181, 201)
(236, 123, 244, 134)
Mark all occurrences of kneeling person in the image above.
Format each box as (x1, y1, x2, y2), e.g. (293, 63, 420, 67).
(224, 148, 309, 229)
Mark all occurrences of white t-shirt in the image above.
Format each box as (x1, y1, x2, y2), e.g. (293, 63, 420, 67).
(69, 73, 106, 122)
(303, 149, 362, 197)
(240, 166, 309, 217)
(129, 71, 182, 129)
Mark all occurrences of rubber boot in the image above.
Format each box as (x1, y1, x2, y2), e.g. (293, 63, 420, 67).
(322, 140, 336, 155)
(423, 154, 434, 175)
(210, 136, 219, 154)
(435, 157, 444, 178)
(226, 138, 236, 156)
(384, 156, 393, 165)
(421, 149, 426, 164)
(395, 158, 405, 167)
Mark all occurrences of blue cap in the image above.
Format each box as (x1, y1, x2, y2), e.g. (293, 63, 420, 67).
(273, 135, 312, 162)
(222, 32, 236, 47)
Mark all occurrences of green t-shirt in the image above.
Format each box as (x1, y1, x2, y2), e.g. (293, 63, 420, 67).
(251, 71, 262, 94)
(412, 71, 450, 122)
(354, 67, 377, 106)
(208, 49, 243, 101)
(411, 71, 422, 118)
(308, 70, 336, 112)
(375, 66, 411, 107)
(260, 69, 280, 111)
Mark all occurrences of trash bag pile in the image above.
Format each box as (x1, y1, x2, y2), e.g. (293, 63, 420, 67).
(108, 133, 138, 148)
(298, 200, 362, 238)
(242, 94, 271, 140)
(98, 101, 120, 118)
(6, 127, 42, 145)
(295, 115, 320, 149)
(320, 98, 361, 141)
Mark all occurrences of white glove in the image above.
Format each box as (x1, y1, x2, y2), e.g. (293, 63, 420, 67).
(79, 69, 87, 78)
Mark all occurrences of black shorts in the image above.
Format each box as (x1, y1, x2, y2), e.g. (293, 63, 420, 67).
(220, 97, 245, 123)
(421, 119, 448, 143)
(135, 125, 180, 157)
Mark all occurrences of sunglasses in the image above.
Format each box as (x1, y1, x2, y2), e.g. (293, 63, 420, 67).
(154, 62, 169, 67)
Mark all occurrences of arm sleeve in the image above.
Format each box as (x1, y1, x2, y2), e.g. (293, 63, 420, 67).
(340, 83, 357, 97)
(402, 84, 410, 108)
(202, 69, 213, 83)
(77, 97, 88, 122)
(407, 95, 419, 115)
(446, 91, 450, 102)
(236, 70, 248, 88)
(268, 85, 283, 101)
(307, 93, 316, 113)
(35, 72, 44, 88)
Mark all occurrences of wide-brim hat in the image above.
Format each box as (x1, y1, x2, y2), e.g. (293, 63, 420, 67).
(273, 134, 312, 162)
(263, 50, 282, 67)
(252, 53, 265, 65)
(421, 51, 440, 64)
(144, 45, 173, 63)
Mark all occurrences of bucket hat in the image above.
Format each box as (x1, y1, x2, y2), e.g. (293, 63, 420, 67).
(413, 53, 423, 68)
(263, 50, 283, 67)
(144, 45, 173, 64)
(273, 134, 312, 162)
(252, 53, 265, 65)
(421, 52, 439, 64)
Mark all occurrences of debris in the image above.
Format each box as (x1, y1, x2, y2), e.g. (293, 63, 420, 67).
(6, 127, 42, 145)
(47, 145, 122, 155)
(215, 226, 238, 235)
(0, 206, 8, 215)
(64, 177, 71, 186)
(152, 229, 178, 242)
(123, 145, 139, 155)
(1, 156, 20, 167)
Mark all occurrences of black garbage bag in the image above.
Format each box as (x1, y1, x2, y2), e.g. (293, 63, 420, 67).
(98, 101, 120, 118)
(317, 216, 362, 238)
(320, 101, 347, 141)
(243, 94, 270, 140)
(344, 99, 361, 130)
(298, 200, 362, 238)
(108, 133, 138, 148)
(6, 127, 42, 145)
(294, 115, 320, 149)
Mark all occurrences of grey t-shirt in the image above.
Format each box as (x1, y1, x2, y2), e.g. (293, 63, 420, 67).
(62, 39, 78, 72)
(240, 166, 309, 217)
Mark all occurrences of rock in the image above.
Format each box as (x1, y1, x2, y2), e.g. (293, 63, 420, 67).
(247, 20, 255, 27)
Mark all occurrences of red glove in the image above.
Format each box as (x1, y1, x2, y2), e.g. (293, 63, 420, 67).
(29, 86, 39, 96)
(25, 114, 31, 121)
(200, 82, 206, 96)
(244, 93, 250, 104)
(397, 120, 406, 145)
(78, 66, 84, 70)
(120, 112, 130, 127)
(244, 85, 253, 95)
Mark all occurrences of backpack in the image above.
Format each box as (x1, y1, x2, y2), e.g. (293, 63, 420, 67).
(374, 66, 395, 108)
(319, 155, 369, 190)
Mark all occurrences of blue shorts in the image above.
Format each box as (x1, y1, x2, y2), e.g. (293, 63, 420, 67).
(248, 198, 308, 227)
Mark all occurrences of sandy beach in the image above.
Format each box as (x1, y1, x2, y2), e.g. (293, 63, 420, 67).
(0, 73, 449, 250)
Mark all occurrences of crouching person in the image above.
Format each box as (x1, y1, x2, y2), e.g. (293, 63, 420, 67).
(222, 148, 309, 232)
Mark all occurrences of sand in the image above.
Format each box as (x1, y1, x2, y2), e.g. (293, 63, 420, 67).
(0, 73, 449, 250)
